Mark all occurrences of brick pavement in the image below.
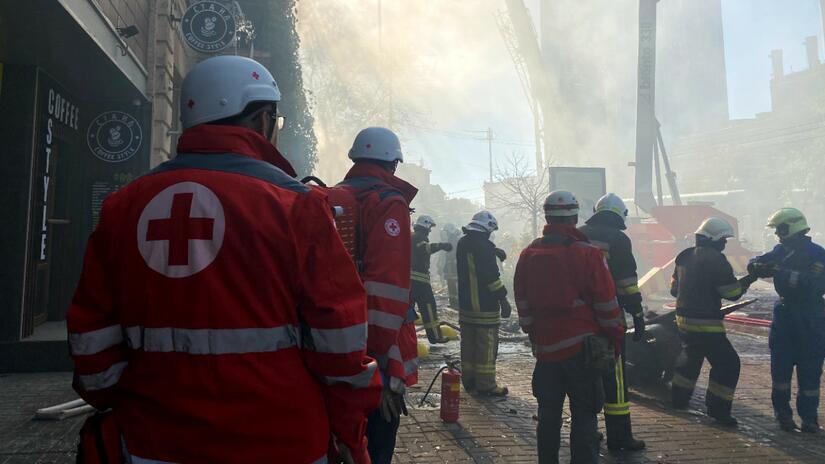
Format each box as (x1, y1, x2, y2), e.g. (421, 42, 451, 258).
(3, 331, 825, 463)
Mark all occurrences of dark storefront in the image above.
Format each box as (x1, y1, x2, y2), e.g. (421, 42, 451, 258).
(0, 1, 151, 371)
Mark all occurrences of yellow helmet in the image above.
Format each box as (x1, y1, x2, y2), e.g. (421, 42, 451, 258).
(438, 324, 460, 341)
(417, 341, 429, 359)
(767, 208, 809, 239)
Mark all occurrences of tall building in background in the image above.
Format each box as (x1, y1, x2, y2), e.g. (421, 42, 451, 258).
(538, 0, 729, 169)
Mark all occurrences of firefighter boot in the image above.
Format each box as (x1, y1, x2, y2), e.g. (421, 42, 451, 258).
(802, 421, 821, 434)
(605, 415, 646, 452)
(778, 416, 798, 432)
(707, 406, 738, 427)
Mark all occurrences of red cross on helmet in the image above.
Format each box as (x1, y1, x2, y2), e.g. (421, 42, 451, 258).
(180, 56, 281, 129)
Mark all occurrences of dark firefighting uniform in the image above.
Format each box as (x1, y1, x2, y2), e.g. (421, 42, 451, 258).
(751, 236, 825, 425)
(579, 211, 643, 446)
(411, 227, 451, 343)
(670, 245, 749, 417)
(515, 224, 624, 464)
(457, 229, 507, 393)
(441, 228, 461, 308)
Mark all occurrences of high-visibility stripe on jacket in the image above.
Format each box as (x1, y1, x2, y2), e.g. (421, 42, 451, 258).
(341, 163, 419, 389)
(411, 228, 448, 281)
(671, 245, 745, 334)
(579, 211, 644, 318)
(67, 125, 381, 464)
(457, 230, 507, 326)
(514, 224, 624, 362)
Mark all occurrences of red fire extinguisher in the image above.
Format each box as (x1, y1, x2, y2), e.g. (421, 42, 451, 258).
(440, 362, 461, 423)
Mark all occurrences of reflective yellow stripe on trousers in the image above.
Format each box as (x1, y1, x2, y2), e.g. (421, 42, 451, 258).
(604, 355, 630, 416)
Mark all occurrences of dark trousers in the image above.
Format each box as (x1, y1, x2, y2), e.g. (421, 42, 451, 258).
(366, 407, 401, 464)
(411, 281, 441, 343)
(770, 333, 824, 423)
(671, 332, 740, 416)
(602, 348, 635, 445)
(533, 356, 604, 464)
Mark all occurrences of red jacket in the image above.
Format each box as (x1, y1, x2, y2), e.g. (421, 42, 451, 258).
(340, 163, 419, 389)
(67, 125, 381, 464)
(514, 224, 624, 362)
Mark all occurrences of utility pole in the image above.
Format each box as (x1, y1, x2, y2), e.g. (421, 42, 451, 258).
(487, 127, 494, 182)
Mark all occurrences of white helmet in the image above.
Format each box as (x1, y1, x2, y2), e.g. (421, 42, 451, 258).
(348, 127, 404, 163)
(544, 190, 579, 217)
(695, 217, 735, 241)
(181, 56, 281, 130)
(594, 193, 628, 219)
(466, 211, 499, 233)
(415, 215, 437, 230)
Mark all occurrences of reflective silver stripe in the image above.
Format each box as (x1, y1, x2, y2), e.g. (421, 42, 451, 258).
(535, 333, 593, 353)
(323, 359, 378, 389)
(129, 455, 177, 464)
(597, 316, 625, 327)
(615, 277, 638, 287)
(75, 361, 128, 391)
(125, 326, 143, 349)
(773, 382, 791, 391)
(593, 299, 618, 312)
(590, 240, 610, 251)
(368, 309, 405, 330)
(519, 316, 534, 326)
(802, 389, 820, 397)
(364, 281, 410, 303)
(311, 323, 367, 354)
(404, 357, 419, 375)
(573, 299, 586, 307)
(69, 325, 123, 356)
(376, 344, 403, 368)
(789, 271, 800, 287)
(128, 326, 297, 355)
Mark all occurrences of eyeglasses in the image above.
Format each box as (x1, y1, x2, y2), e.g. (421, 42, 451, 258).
(267, 110, 286, 131)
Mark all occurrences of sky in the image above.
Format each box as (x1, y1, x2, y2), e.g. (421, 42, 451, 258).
(300, 0, 824, 201)
(723, 0, 824, 119)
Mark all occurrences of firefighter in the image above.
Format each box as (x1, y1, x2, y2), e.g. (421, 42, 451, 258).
(670, 217, 756, 426)
(440, 223, 461, 308)
(749, 208, 825, 433)
(66, 56, 381, 463)
(337, 127, 419, 463)
(579, 193, 646, 451)
(457, 211, 511, 396)
(515, 190, 625, 464)
(411, 215, 453, 343)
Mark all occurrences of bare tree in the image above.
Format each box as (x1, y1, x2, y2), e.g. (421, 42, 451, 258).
(487, 152, 549, 237)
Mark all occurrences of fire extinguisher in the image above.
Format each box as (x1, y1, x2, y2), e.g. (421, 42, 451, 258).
(419, 361, 462, 423)
(440, 363, 461, 423)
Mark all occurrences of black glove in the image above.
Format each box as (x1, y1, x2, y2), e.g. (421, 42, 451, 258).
(500, 299, 512, 318)
(439, 242, 453, 252)
(494, 248, 507, 261)
(632, 315, 646, 342)
(738, 273, 758, 289)
(748, 261, 778, 278)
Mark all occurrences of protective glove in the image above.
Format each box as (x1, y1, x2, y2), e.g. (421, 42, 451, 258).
(631, 315, 646, 342)
(439, 242, 453, 252)
(500, 298, 512, 318)
(494, 248, 507, 261)
(379, 388, 408, 423)
(738, 273, 758, 289)
(748, 261, 778, 278)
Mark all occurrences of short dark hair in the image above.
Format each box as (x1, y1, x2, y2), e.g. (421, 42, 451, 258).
(546, 215, 577, 226)
(208, 101, 275, 126)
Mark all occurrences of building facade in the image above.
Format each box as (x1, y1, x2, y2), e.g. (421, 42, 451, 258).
(0, 0, 192, 371)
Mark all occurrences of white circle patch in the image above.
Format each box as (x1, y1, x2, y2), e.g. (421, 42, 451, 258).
(137, 182, 225, 278)
(384, 218, 401, 237)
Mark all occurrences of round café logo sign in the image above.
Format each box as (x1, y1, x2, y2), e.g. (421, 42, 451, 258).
(87, 111, 142, 163)
(181, 1, 237, 53)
